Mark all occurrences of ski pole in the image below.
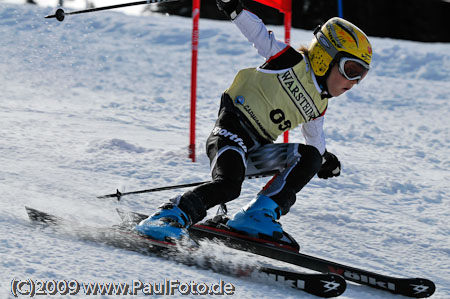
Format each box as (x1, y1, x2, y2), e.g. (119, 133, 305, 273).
(97, 170, 279, 201)
(45, 0, 178, 22)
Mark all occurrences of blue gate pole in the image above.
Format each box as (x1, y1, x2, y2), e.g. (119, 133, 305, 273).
(337, 0, 343, 17)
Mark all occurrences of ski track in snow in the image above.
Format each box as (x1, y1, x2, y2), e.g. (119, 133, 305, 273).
(1, 2, 449, 298)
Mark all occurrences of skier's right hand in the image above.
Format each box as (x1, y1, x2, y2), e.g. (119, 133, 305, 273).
(216, 0, 243, 20)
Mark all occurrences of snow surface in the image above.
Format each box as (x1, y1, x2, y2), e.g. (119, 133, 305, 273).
(1, 2, 449, 298)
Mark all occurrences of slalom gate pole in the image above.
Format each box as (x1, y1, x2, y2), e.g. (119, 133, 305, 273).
(97, 170, 279, 201)
(45, 0, 178, 22)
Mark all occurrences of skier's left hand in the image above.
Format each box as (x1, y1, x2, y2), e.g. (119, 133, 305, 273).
(216, 0, 243, 20)
(317, 151, 341, 179)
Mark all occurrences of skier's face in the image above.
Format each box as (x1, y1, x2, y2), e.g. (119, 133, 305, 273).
(326, 64, 358, 97)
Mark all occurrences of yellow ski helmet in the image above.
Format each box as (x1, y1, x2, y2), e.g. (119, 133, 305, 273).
(308, 17, 372, 77)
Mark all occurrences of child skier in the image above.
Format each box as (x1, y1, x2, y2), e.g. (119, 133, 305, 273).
(135, 0, 372, 242)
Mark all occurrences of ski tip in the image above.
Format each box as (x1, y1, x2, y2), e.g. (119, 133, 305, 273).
(314, 273, 347, 298)
(25, 206, 39, 218)
(401, 278, 436, 298)
(25, 206, 42, 221)
(25, 206, 60, 224)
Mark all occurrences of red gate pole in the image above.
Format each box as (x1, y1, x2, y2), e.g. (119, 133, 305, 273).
(283, 0, 291, 143)
(189, 0, 201, 162)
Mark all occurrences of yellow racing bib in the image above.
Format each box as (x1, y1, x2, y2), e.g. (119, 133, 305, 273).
(226, 59, 328, 141)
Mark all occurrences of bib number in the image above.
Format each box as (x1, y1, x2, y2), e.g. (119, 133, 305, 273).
(270, 109, 291, 131)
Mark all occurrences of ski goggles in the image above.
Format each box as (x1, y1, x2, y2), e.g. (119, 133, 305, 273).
(338, 57, 370, 83)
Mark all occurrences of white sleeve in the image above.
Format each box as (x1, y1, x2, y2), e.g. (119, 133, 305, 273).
(232, 10, 288, 60)
(301, 116, 326, 155)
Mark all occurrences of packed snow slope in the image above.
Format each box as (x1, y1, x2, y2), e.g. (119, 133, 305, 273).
(1, 3, 449, 298)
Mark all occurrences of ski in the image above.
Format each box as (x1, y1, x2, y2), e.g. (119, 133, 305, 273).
(25, 207, 346, 298)
(119, 209, 436, 298)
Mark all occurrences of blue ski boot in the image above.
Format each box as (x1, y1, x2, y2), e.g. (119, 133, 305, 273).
(134, 201, 191, 242)
(226, 194, 284, 239)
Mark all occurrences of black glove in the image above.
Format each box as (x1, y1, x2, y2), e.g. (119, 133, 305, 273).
(317, 151, 341, 179)
(216, 0, 244, 20)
